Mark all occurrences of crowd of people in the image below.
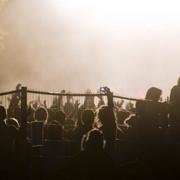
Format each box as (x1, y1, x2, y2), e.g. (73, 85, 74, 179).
(0, 79, 180, 179)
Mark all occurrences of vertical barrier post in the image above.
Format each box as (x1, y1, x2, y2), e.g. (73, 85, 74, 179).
(20, 86, 28, 175)
(21, 86, 27, 139)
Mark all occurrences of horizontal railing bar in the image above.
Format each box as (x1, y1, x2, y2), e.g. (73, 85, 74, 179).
(113, 95, 143, 102)
(27, 90, 107, 97)
(113, 95, 167, 104)
(0, 90, 19, 96)
(0, 88, 167, 104)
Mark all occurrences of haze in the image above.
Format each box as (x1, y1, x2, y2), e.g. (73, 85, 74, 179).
(0, 0, 180, 99)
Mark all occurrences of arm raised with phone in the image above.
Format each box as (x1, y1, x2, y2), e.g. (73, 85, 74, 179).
(98, 87, 116, 152)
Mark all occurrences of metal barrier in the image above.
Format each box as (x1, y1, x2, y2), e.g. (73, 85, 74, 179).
(0, 86, 151, 117)
(0, 86, 161, 141)
(0, 86, 141, 131)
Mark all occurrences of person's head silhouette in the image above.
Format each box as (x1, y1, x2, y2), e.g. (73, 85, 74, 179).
(83, 129, 105, 152)
(5, 117, 20, 130)
(82, 109, 95, 128)
(53, 110, 66, 125)
(145, 87, 162, 101)
(34, 107, 48, 121)
(98, 106, 116, 127)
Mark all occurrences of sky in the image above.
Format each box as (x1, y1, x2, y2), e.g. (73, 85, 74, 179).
(0, 0, 180, 99)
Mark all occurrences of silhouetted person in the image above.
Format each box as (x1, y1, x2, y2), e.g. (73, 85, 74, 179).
(4, 118, 20, 157)
(13, 107, 22, 125)
(60, 129, 115, 180)
(124, 114, 137, 141)
(0, 106, 20, 178)
(122, 114, 138, 159)
(84, 89, 96, 109)
(0, 105, 6, 130)
(8, 84, 21, 118)
(98, 105, 117, 152)
(45, 111, 65, 140)
(34, 107, 48, 122)
(5, 117, 20, 130)
(168, 77, 180, 164)
(73, 109, 95, 150)
(31, 107, 48, 145)
(48, 110, 65, 125)
(170, 77, 180, 127)
(97, 87, 118, 152)
(136, 87, 162, 134)
(97, 93, 105, 108)
(117, 110, 130, 132)
(136, 87, 165, 162)
(0, 105, 8, 158)
(64, 94, 75, 120)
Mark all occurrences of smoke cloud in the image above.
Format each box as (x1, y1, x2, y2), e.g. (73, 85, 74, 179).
(0, 0, 180, 98)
